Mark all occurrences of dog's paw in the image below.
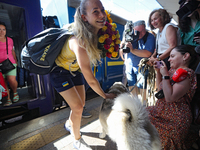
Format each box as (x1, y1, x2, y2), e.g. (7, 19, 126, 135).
(99, 132, 106, 138)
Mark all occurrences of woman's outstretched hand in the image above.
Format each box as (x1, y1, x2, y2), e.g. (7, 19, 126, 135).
(105, 93, 116, 99)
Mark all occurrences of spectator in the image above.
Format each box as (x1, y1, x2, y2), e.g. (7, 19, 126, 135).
(49, 0, 115, 149)
(147, 45, 200, 149)
(177, 0, 200, 47)
(148, 9, 181, 70)
(119, 35, 127, 86)
(119, 50, 127, 86)
(124, 20, 155, 103)
(177, 1, 200, 148)
(0, 21, 19, 106)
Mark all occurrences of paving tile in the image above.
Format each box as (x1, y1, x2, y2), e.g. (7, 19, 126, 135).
(10, 133, 45, 150)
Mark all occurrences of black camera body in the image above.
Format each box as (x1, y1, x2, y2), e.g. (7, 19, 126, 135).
(122, 21, 140, 53)
(176, 0, 200, 20)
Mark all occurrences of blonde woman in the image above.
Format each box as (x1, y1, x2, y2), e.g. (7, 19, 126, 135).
(49, 0, 115, 149)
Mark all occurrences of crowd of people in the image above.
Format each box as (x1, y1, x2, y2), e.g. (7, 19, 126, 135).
(1, 0, 200, 149)
(119, 0, 200, 149)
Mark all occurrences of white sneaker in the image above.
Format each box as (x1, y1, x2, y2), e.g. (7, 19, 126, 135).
(73, 137, 92, 150)
(64, 121, 71, 133)
(64, 121, 81, 136)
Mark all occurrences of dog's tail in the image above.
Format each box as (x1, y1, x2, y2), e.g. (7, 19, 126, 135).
(106, 93, 152, 149)
(111, 93, 149, 126)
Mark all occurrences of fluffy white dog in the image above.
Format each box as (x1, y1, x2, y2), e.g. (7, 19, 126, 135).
(99, 82, 161, 150)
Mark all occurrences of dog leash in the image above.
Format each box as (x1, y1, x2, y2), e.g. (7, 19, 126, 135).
(129, 77, 141, 92)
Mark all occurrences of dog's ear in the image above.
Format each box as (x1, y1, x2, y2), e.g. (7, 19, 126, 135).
(126, 109, 132, 122)
(102, 98, 114, 108)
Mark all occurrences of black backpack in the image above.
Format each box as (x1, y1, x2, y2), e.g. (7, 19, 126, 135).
(21, 27, 73, 75)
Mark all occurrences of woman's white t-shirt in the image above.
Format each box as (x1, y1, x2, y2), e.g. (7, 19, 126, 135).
(157, 23, 181, 55)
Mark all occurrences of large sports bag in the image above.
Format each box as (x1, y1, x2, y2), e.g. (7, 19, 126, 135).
(21, 27, 73, 75)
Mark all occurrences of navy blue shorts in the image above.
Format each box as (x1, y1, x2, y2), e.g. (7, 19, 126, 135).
(50, 66, 84, 92)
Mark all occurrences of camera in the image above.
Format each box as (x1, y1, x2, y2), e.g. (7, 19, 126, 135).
(155, 61, 163, 69)
(122, 21, 140, 53)
(155, 89, 164, 99)
(176, 0, 200, 20)
(194, 32, 200, 37)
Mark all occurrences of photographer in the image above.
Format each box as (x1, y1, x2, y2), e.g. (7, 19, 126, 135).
(177, 0, 200, 47)
(120, 20, 155, 102)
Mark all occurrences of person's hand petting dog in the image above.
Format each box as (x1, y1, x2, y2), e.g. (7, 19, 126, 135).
(105, 93, 116, 99)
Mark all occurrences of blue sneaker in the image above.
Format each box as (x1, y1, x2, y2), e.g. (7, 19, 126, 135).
(82, 107, 92, 118)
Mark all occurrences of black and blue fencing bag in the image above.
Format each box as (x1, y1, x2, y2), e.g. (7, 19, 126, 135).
(21, 27, 73, 75)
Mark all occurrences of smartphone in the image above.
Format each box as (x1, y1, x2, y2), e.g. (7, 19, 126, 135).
(193, 32, 200, 43)
(194, 32, 200, 37)
(155, 61, 163, 69)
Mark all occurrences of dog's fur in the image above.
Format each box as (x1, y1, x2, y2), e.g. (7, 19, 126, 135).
(99, 82, 161, 150)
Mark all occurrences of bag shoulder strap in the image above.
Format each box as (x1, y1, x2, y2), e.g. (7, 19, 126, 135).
(142, 31, 149, 44)
(6, 36, 8, 58)
(25, 28, 73, 47)
(156, 31, 160, 55)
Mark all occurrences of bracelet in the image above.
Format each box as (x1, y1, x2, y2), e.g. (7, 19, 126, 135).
(158, 57, 161, 61)
(162, 76, 170, 79)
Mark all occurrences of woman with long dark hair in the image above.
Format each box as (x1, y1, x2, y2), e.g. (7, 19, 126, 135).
(147, 45, 200, 149)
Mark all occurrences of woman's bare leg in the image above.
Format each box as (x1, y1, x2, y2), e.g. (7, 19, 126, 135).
(4, 82, 10, 100)
(59, 85, 85, 140)
(129, 86, 138, 98)
(6, 75, 18, 93)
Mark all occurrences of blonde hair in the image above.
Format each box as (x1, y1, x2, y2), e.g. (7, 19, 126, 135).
(73, 2, 102, 66)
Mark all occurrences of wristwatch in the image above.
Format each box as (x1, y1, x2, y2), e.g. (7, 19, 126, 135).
(158, 57, 161, 61)
(162, 76, 170, 79)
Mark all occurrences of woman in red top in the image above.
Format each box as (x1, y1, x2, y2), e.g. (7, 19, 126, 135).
(0, 21, 18, 106)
